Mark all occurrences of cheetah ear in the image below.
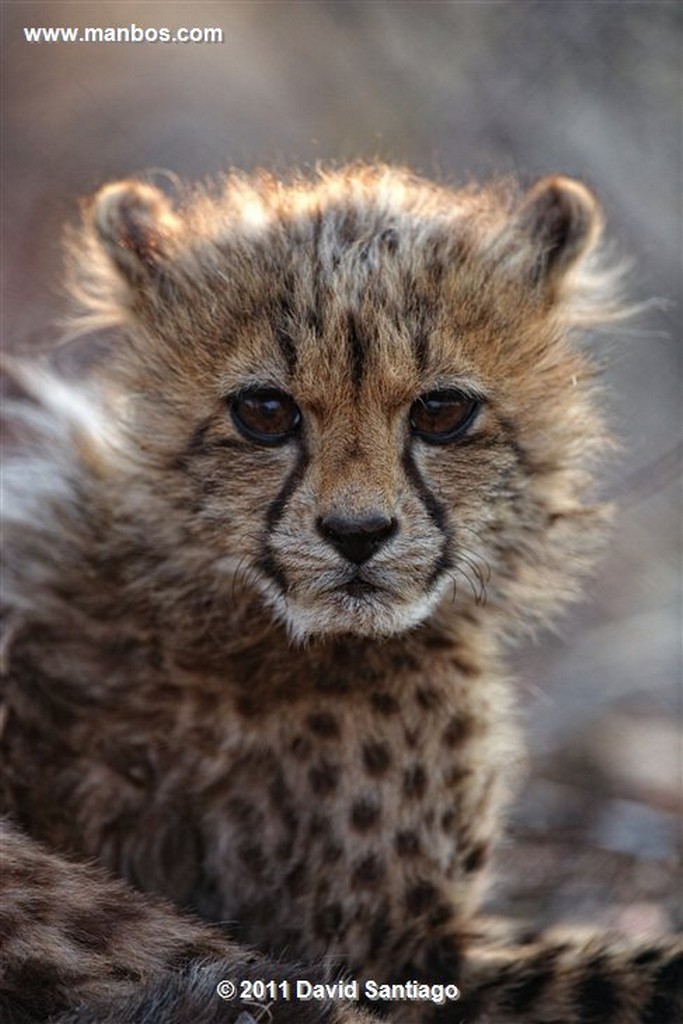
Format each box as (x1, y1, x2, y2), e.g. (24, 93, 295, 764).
(89, 180, 183, 289)
(506, 176, 603, 291)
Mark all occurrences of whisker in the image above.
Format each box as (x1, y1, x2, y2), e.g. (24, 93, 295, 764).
(451, 559, 488, 607)
(456, 539, 493, 584)
(455, 522, 489, 547)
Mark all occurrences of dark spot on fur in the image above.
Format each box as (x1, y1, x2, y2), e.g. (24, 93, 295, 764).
(285, 860, 307, 896)
(370, 691, 400, 716)
(392, 652, 418, 671)
(235, 695, 260, 718)
(640, 951, 683, 1024)
(425, 932, 463, 979)
(64, 908, 116, 953)
(227, 796, 259, 829)
(362, 741, 392, 776)
(395, 830, 421, 857)
(632, 947, 663, 967)
(357, 663, 381, 684)
(351, 798, 381, 831)
(318, 672, 350, 694)
(441, 808, 456, 832)
(406, 880, 439, 916)
(368, 903, 391, 959)
(445, 765, 470, 787)
(275, 835, 295, 861)
(450, 655, 479, 677)
(306, 306, 321, 334)
(380, 228, 398, 253)
(268, 773, 290, 806)
(322, 841, 343, 865)
(575, 957, 621, 1022)
(278, 802, 299, 835)
(463, 843, 488, 873)
(422, 633, 453, 649)
(197, 477, 220, 496)
(2, 960, 75, 1016)
(351, 853, 384, 887)
(499, 948, 561, 1014)
(0, 908, 22, 942)
(314, 902, 343, 939)
(308, 760, 340, 795)
(147, 643, 164, 671)
(308, 812, 329, 837)
(290, 734, 313, 760)
(403, 763, 427, 799)
(338, 209, 358, 245)
(428, 903, 454, 929)
(415, 686, 441, 711)
(315, 877, 330, 901)
(238, 843, 267, 877)
(306, 711, 341, 738)
(404, 726, 420, 748)
(442, 713, 474, 747)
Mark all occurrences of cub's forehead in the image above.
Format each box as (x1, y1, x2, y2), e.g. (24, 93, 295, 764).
(195, 169, 498, 300)
(200, 174, 499, 397)
(84, 167, 608, 414)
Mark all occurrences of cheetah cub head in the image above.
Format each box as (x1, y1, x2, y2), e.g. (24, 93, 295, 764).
(75, 168, 617, 642)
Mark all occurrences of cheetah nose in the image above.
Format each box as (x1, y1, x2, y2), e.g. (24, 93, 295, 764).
(316, 512, 398, 565)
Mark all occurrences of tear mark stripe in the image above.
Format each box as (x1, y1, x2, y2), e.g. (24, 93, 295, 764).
(402, 446, 448, 534)
(256, 549, 288, 595)
(258, 441, 309, 594)
(264, 442, 309, 533)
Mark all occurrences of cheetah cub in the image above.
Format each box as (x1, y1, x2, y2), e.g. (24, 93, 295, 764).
(1, 166, 681, 1024)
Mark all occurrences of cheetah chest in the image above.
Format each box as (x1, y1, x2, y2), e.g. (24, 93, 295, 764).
(192, 681, 515, 965)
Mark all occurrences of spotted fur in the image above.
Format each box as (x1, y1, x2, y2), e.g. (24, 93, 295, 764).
(1, 166, 680, 1023)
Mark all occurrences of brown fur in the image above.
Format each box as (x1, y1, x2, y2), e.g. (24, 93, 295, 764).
(1, 166, 680, 1023)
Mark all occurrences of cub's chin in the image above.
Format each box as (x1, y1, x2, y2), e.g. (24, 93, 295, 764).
(263, 581, 448, 644)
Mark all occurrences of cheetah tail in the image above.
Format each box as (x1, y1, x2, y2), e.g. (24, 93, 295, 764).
(455, 933, 683, 1024)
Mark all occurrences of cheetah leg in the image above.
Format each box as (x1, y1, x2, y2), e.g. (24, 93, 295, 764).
(0, 819, 372, 1024)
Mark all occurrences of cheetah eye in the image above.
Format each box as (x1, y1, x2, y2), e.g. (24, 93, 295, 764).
(410, 390, 480, 444)
(230, 388, 302, 445)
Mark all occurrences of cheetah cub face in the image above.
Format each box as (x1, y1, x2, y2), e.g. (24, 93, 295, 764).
(83, 169, 608, 641)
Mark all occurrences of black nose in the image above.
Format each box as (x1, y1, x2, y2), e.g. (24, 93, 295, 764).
(317, 512, 398, 565)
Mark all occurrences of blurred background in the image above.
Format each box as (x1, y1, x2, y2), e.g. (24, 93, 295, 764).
(3, 1, 681, 934)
